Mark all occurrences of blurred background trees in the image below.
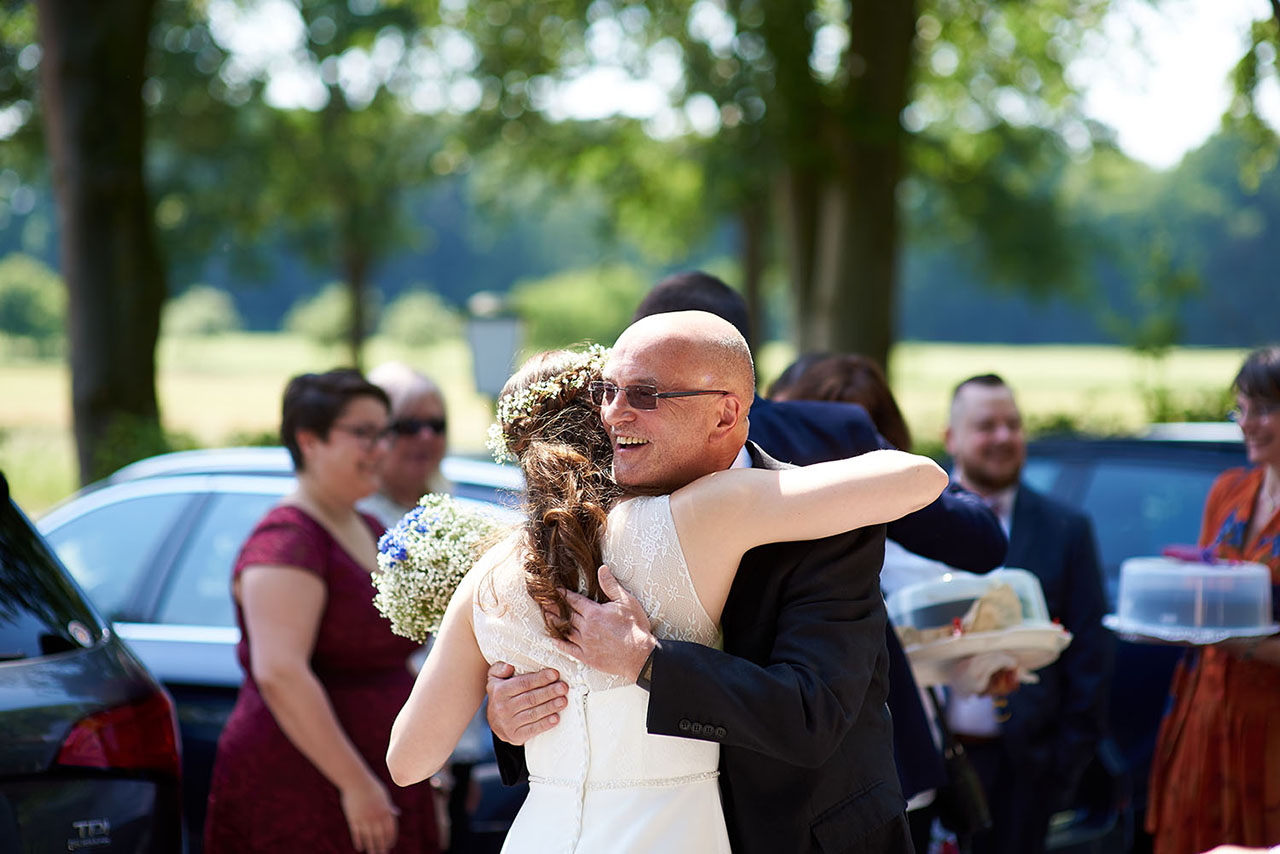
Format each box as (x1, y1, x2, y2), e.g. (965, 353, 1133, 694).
(1, 0, 1277, 483)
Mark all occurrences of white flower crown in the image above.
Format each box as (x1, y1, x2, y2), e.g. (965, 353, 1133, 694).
(486, 344, 611, 463)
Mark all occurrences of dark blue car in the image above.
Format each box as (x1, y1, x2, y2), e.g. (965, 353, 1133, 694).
(1, 470, 183, 852)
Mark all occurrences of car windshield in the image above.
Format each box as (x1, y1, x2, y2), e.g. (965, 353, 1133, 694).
(0, 499, 103, 661)
(42, 491, 193, 621)
(1079, 461, 1217, 604)
(156, 491, 280, 627)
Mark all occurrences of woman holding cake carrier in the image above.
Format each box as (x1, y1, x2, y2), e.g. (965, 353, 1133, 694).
(1147, 345, 1280, 854)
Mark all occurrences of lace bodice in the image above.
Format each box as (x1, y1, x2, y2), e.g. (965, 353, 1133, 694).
(472, 494, 718, 689)
(471, 496, 731, 854)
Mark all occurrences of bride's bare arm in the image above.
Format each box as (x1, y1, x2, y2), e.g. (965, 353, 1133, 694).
(386, 568, 488, 787)
(671, 449, 947, 622)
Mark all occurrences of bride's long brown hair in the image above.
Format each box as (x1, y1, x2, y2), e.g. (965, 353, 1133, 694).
(493, 348, 619, 639)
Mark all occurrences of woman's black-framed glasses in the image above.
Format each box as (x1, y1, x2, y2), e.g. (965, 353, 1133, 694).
(588, 380, 730, 410)
(1228, 398, 1280, 423)
(331, 423, 394, 449)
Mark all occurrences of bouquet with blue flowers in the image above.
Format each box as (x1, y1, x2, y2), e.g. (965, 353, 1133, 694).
(374, 493, 503, 641)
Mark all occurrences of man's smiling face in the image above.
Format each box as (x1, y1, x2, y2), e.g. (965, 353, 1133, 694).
(600, 324, 732, 494)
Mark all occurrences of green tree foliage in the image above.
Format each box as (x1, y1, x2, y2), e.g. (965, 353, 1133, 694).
(379, 287, 463, 348)
(508, 265, 650, 351)
(0, 252, 64, 355)
(448, 0, 1119, 366)
(284, 281, 379, 348)
(1226, 8, 1280, 187)
(162, 284, 243, 337)
(0, 4, 44, 182)
(143, 0, 449, 367)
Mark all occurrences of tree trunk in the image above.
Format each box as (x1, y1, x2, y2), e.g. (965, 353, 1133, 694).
(343, 232, 368, 370)
(777, 166, 823, 347)
(37, 0, 166, 485)
(813, 0, 917, 369)
(738, 204, 766, 351)
(759, 0, 830, 351)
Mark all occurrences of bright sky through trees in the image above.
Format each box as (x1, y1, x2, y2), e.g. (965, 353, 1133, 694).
(189, 0, 1280, 170)
(1074, 0, 1279, 168)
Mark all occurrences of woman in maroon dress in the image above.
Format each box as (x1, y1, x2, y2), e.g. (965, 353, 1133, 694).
(205, 369, 438, 854)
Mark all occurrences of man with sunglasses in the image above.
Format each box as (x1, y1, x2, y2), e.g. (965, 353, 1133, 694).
(487, 308, 924, 853)
(362, 362, 449, 530)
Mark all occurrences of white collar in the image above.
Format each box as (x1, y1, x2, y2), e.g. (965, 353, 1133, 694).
(731, 444, 752, 469)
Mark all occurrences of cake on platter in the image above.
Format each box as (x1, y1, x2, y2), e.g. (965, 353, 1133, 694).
(1104, 554, 1279, 644)
(886, 569, 1071, 686)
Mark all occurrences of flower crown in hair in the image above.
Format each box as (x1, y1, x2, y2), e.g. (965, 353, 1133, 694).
(486, 344, 611, 463)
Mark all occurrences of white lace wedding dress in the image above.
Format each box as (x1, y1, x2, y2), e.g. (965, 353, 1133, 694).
(471, 495, 732, 854)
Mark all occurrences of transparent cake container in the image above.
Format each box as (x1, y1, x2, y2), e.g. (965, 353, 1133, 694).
(886, 568, 1052, 631)
(1105, 557, 1278, 643)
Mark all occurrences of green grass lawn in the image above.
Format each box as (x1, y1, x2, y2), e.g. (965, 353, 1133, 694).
(1, 333, 1248, 515)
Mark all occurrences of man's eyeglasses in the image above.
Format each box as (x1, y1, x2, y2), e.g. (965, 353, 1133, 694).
(389, 416, 447, 437)
(588, 381, 730, 411)
(1228, 398, 1280, 423)
(331, 423, 393, 449)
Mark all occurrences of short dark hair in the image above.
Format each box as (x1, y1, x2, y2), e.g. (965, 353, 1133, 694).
(633, 271, 752, 348)
(281, 368, 390, 471)
(1234, 346, 1280, 401)
(772, 354, 912, 451)
(951, 373, 1008, 403)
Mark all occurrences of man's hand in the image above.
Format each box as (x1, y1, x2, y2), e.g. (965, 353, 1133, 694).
(945, 652, 1025, 696)
(551, 565, 656, 681)
(982, 667, 1021, 697)
(485, 662, 568, 746)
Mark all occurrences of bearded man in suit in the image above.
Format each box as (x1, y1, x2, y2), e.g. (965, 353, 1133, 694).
(944, 373, 1113, 854)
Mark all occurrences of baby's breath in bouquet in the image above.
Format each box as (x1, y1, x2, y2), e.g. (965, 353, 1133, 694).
(374, 493, 502, 641)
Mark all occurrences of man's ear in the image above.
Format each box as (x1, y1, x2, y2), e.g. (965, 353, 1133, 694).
(710, 394, 745, 437)
(943, 425, 955, 456)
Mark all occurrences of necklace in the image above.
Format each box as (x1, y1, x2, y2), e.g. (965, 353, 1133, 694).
(1258, 482, 1280, 517)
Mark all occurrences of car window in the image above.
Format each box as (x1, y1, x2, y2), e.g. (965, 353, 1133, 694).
(1021, 458, 1063, 494)
(43, 493, 192, 621)
(1078, 462, 1218, 606)
(156, 492, 279, 627)
(0, 500, 103, 660)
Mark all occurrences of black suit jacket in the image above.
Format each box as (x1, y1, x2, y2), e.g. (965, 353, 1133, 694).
(493, 396, 1006, 838)
(749, 395, 1007, 799)
(1000, 485, 1112, 803)
(646, 442, 910, 853)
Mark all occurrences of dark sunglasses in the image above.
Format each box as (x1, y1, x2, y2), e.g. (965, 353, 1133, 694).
(389, 416, 447, 436)
(588, 381, 730, 411)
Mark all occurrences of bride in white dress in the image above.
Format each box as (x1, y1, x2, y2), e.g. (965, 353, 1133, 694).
(387, 347, 947, 853)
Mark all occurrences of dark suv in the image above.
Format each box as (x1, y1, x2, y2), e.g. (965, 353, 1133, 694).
(1025, 426, 1247, 852)
(0, 471, 183, 852)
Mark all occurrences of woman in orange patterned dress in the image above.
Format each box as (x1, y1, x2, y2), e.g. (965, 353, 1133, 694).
(1147, 345, 1280, 854)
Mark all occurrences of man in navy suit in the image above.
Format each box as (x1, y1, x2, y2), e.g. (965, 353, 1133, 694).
(944, 374, 1112, 854)
(486, 273, 1007, 851)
